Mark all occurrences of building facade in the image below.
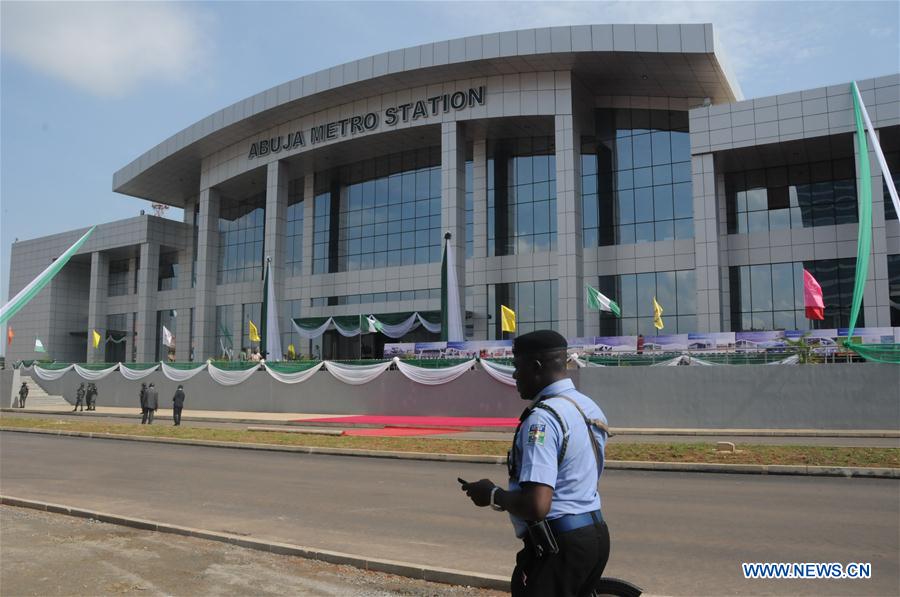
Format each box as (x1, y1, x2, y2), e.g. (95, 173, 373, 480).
(6, 24, 900, 362)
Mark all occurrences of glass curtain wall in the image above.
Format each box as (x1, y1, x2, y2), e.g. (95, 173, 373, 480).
(881, 126, 899, 221)
(487, 280, 558, 338)
(729, 258, 862, 331)
(157, 252, 179, 291)
(281, 299, 305, 359)
(465, 160, 474, 258)
(105, 313, 129, 363)
(214, 305, 234, 360)
(488, 137, 557, 256)
(887, 254, 900, 326)
(313, 147, 442, 273)
(286, 178, 305, 276)
(108, 259, 130, 297)
(596, 270, 696, 335)
(217, 193, 265, 284)
(584, 109, 692, 246)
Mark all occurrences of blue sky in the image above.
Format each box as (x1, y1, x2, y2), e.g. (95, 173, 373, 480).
(1, 1, 898, 355)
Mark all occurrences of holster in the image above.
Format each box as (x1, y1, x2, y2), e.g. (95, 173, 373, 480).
(525, 519, 559, 559)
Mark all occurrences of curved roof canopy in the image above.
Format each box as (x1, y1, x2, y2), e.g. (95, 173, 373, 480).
(113, 24, 740, 207)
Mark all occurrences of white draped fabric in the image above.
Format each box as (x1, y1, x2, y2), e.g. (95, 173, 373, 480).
(119, 363, 160, 380)
(417, 314, 441, 334)
(323, 360, 393, 385)
(292, 318, 333, 340)
(376, 313, 420, 338)
(33, 364, 74, 381)
(161, 362, 208, 382)
(480, 359, 517, 386)
(208, 364, 260, 386)
(332, 319, 361, 338)
(73, 364, 119, 380)
(264, 362, 325, 384)
(651, 354, 717, 366)
(394, 357, 476, 385)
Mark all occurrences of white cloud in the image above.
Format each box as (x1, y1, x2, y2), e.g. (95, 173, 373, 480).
(1, 2, 210, 98)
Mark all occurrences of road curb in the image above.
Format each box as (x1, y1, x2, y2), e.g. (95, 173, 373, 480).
(2, 426, 898, 478)
(0, 495, 510, 592)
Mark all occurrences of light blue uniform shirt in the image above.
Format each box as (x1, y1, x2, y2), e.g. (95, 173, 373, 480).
(507, 378, 608, 538)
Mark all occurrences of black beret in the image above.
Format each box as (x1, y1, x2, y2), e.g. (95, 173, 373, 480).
(513, 329, 568, 355)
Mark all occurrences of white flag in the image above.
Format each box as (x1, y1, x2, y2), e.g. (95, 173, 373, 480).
(162, 325, 174, 348)
(34, 338, 46, 353)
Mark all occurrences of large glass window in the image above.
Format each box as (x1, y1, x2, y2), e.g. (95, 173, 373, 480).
(725, 140, 857, 234)
(108, 259, 130, 297)
(157, 251, 179, 291)
(488, 137, 557, 256)
(313, 148, 441, 273)
(596, 270, 696, 335)
(888, 254, 900, 326)
(487, 280, 558, 338)
(585, 109, 692, 246)
(729, 259, 863, 330)
(310, 289, 439, 307)
(281, 299, 305, 359)
(286, 178, 304, 276)
(217, 193, 265, 284)
(215, 305, 234, 360)
(105, 313, 129, 363)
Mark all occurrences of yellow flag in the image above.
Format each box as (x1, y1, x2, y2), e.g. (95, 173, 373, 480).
(92, 329, 101, 348)
(248, 319, 261, 342)
(287, 343, 296, 358)
(653, 297, 664, 330)
(500, 305, 516, 333)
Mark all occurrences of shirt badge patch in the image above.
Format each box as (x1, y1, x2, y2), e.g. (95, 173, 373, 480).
(527, 423, 546, 446)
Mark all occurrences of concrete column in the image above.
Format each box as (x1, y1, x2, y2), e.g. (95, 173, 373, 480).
(194, 187, 220, 360)
(691, 153, 722, 332)
(302, 174, 315, 277)
(86, 251, 109, 363)
(861, 129, 891, 326)
(441, 120, 467, 337)
(555, 111, 584, 338)
(470, 137, 489, 339)
(135, 242, 160, 362)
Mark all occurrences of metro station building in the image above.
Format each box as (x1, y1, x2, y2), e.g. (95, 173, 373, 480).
(6, 24, 900, 363)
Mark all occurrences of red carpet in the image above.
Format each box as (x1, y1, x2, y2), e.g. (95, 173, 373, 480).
(302, 415, 519, 428)
(342, 427, 464, 437)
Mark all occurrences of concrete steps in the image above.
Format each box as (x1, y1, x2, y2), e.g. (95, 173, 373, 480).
(16, 376, 71, 409)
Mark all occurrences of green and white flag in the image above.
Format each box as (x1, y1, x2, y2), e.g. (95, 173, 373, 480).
(586, 285, 621, 317)
(34, 338, 46, 353)
(1, 226, 96, 325)
(362, 314, 383, 334)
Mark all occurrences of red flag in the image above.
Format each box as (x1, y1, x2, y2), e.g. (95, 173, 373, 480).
(803, 269, 825, 320)
(6, 326, 13, 346)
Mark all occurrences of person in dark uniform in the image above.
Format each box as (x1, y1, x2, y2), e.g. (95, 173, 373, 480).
(18, 382, 28, 408)
(142, 383, 158, 424)
(460, 330, 610, 597)
(85, 383, 97, 411)
(73, 383, 86, 412)
(139, 383, 147, 415)
(171, 385, 185, 426)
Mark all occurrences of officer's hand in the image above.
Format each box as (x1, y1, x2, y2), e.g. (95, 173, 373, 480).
(459, 478, 495, 507)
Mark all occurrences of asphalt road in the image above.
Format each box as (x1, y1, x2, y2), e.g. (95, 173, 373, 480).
(1, 432, 898, 596)
(5, 411, 898, 446)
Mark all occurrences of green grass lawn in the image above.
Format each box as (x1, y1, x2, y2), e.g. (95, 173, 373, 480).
(1, 416, 897, 468)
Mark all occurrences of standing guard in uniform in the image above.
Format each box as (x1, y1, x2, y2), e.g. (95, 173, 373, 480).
(18, 382, 29, 408)
(73, 383, 86, 412)
(85, 383, 97, 411)
(460, 330, 610, 597)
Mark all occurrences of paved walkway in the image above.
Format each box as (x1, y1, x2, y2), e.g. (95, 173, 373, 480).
(3, 407, 899, 446)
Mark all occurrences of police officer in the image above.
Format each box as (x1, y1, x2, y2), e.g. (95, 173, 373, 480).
(73, 383, 86, 412)
(460, 330, 610, 597)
